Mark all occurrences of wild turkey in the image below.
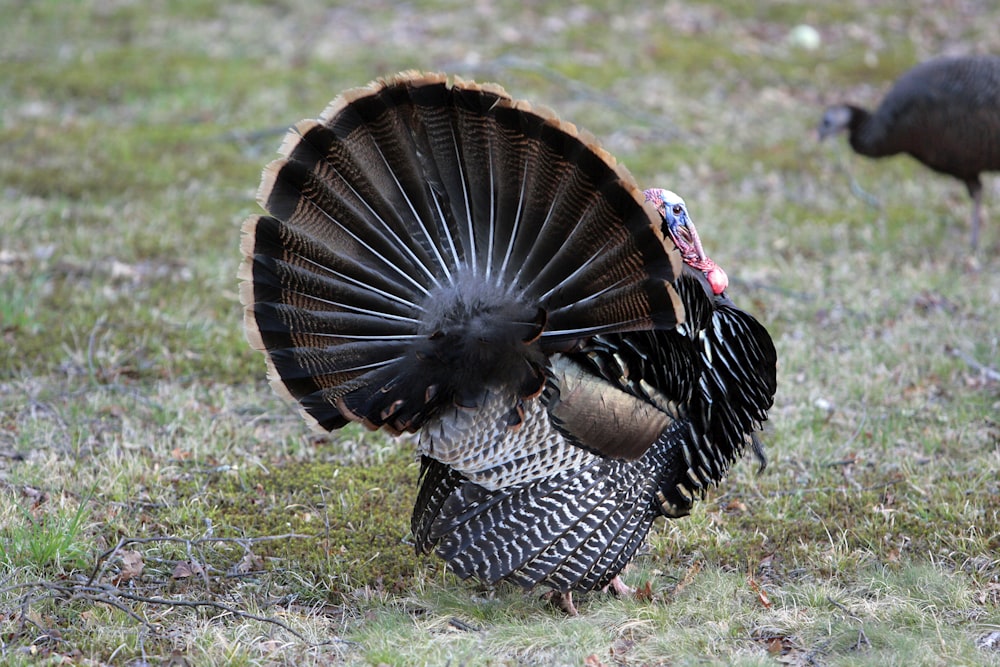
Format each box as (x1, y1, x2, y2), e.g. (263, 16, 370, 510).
(818, 54, 1000, 250)
(240, 72, 777, 613)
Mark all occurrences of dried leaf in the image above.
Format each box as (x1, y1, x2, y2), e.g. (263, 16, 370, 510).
(913, 290, 959, 314)
(229, 551, 264, 576)
(755, 632, 799, 662)
(20, 485, 48, 507)
(163, 650, 192, 667)
(634, 579, 654, 602)
(725, 498, 748, 513)
(610, 638, 635, 659)
(114, 549, 145, 584)
(672, 560, 702, 597)
(977, 582, 1000, 606)
(748, 576, 772, 608)
(172, 560, 205, 579)
(258, 639, 284, 654)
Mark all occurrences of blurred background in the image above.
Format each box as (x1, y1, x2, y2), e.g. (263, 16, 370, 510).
(3, 0, 999, 379)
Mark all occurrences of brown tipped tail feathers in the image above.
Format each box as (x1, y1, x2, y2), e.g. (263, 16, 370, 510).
(241, 72, 776, 599)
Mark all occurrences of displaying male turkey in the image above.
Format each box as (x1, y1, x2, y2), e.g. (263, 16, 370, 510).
(818, 54, 1000, 250)
(240, 72, 777, 614)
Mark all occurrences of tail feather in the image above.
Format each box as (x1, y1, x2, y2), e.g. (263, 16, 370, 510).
(246, 215, 423, 317)
(262, 130, 443, 298)
(248, 266, 421, 338)
(242, 72, 685, 433)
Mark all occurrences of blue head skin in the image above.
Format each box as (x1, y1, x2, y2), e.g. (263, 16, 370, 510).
(643, 188, 729, 295)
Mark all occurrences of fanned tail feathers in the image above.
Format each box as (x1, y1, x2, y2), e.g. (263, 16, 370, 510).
(241, 72, 684, 436)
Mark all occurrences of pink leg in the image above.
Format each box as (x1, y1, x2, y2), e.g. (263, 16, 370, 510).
(543, 590, 579, 616)
(604, 576, 635, 597)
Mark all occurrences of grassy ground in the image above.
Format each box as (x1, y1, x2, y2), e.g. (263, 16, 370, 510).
(2, 0, 999, 665)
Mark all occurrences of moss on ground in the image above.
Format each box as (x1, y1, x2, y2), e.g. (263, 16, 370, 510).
(156, 444, 425, 600)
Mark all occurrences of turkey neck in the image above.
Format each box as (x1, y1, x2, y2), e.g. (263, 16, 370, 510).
(845, 104, 899, 158)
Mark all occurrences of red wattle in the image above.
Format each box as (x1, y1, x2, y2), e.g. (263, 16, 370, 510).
(706, 266, 728, 295)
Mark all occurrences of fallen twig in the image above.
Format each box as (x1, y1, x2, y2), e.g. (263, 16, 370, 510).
(827, 596, 871, 651)
(851, 627, 871, 651)
(448, 617, 481, 632)
(2, 579, 350, 648)
(87, 533, 312, 587)
(849, 177, 881, 210)
(105, 587, 323, 645)
(946, 345, 1000, 382)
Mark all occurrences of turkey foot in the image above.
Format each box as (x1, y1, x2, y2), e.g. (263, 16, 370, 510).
(542, 590, 579, 616)
(603, 575, 635, 597)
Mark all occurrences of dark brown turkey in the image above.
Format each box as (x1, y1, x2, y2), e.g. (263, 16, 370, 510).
(240, 72, 777, 614)
(818, 54, 1000, 250)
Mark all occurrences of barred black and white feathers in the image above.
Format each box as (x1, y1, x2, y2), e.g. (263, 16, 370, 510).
(240, 72, 776, 602)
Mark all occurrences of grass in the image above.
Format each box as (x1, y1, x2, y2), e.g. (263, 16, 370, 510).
(1, 0, 999, 665)
(1, 488, 94, 572)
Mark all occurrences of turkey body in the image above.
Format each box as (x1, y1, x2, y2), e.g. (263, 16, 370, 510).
(818, 55, 1000, 250)
(241, 72, 777, 608)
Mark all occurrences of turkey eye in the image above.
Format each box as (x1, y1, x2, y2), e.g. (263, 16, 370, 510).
(672, 205, 683, 216)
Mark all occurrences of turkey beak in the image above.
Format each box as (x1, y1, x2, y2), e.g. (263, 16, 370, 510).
(817, 118, 835, 141)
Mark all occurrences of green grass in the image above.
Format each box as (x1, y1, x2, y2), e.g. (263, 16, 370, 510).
(0, 489, 94, 572)
(1, 1, 999, 665)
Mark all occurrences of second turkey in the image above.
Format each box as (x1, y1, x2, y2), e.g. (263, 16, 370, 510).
(818, 54, 1000, 251)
